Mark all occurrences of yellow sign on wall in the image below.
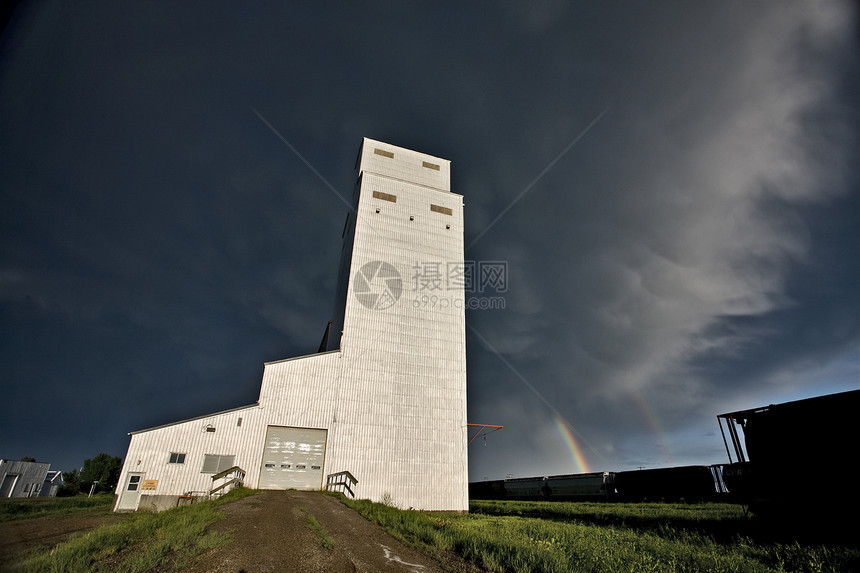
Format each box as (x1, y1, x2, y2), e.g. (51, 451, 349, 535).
(141, 479, 158, 491)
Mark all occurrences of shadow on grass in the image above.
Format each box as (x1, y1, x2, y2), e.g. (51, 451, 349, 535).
(469, 500, 858, 548)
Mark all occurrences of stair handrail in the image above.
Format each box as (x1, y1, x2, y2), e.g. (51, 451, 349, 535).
(211, 465, 244, 481)
(325, 470, 358, 498)
(209, 466, 245, 497)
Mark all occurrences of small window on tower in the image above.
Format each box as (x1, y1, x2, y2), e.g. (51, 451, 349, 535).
(422, 161, 440, 171)
(374, 148, 394, 158)
(372, 191, 397, 203)
(168, 452, 186, 464)
(430, 204, 453, 216)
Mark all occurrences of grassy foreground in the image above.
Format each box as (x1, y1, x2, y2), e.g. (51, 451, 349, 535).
(5, 488, 256, 573)
(339, 496, 860, 573)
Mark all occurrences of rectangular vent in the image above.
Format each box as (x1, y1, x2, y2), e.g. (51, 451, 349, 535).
(373, 190, 397, 203)
(374, 148, 394, 158)
(430, 204, 453, 216)
(422, 161, 440, 171)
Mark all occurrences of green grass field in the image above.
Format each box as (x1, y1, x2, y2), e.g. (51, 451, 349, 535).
(341, 496, 860, 573)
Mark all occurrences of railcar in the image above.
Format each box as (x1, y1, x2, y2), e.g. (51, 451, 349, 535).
(718, 389, 860, 520)
(468, 479, 506, 500)
(503, 476, 547, 499)
(614, 465, 718, 502)
(545, 472, 614, 500)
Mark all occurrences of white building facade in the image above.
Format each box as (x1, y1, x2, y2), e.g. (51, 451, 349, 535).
(114, 138, 468, 512)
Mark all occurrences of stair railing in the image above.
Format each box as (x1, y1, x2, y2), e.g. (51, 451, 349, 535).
(325, 470, 358, 498)
(209, 466, 245, 498)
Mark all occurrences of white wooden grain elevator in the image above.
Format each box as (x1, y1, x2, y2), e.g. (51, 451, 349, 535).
(114, 138, 468, 511)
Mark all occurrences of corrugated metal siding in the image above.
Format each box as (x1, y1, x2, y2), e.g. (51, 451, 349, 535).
(326, 159, 468, 510)
(117, 404, 267, 500)
(117, 351, 342, 503)
(360, 137, 451, 193)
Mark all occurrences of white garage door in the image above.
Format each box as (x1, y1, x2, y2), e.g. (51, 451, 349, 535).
(259, 426, 327, 490)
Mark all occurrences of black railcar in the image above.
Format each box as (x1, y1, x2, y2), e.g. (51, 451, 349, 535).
(614, 465, 718, 502)
(468, 479, 507, 500)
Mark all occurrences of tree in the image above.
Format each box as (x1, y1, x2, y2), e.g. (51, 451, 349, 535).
(58, 469, 81, 497)
(20, 456, 36, 462)
(78, 453, 123, 494)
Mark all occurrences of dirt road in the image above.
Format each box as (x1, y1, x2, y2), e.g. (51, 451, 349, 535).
(185, 490, 480, 573)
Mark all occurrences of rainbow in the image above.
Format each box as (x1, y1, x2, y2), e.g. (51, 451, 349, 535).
(554, 416, 591, 473)
(631, 391, 676, 464)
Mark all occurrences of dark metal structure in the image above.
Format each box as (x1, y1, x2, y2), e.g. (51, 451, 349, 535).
(717, 389, 860, 519)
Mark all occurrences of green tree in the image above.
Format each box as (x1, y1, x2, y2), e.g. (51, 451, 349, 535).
(58, 469, 81, 496)
(79, 453, 123, 494)
(20, 456, 37, 462)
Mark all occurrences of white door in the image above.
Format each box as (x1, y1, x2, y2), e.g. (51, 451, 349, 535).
(116, 472, 144, 510)
(259, 426, 327, 490)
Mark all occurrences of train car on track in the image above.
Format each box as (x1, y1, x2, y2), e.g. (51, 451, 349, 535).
(614, 466, 718, 502)
(544, 472, 614, 500)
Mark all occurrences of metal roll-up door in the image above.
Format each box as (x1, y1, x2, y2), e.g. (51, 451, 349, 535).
(259, 426, 327, 490)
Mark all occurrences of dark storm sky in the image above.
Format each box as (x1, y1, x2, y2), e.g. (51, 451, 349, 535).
(1, 2, 858, 479)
